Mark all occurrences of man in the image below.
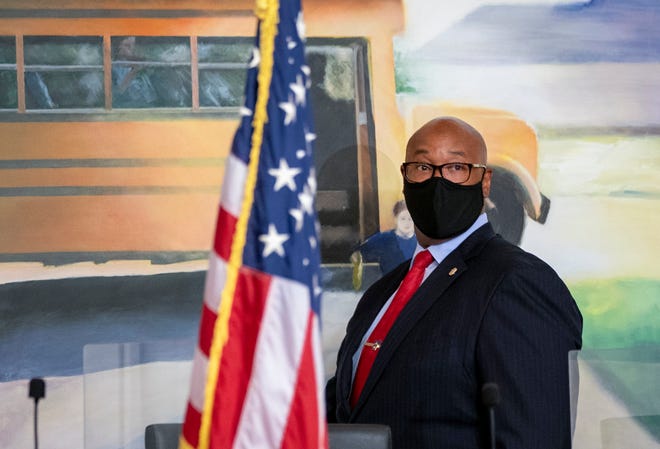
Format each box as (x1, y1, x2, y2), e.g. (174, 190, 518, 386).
(325, 117, 583, 449)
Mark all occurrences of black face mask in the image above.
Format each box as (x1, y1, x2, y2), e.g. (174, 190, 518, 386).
(403, 176, 484, 240)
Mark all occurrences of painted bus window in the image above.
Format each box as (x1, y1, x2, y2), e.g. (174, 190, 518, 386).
(0, 37, 17, 110)
(198, 37, 251, 108)
(306, 43, 378, 262)
(23, 36, 103, 110)
(111, 36, 191, 109)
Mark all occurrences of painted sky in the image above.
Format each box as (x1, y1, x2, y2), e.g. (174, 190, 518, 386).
(398, 0, 579, 50)
(412, 0, 660, 63)
(395, 0, 660, 127)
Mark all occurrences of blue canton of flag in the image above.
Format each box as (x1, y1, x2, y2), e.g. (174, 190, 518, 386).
(233, 0, 322, 314)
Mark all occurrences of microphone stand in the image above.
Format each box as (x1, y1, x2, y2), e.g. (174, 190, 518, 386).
(481, 382, 500, 449)
(29, 378, 46, 449)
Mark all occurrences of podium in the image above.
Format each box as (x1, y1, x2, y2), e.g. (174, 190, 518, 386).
(569, 347, 660, 449)
(144, 423, 391, 449)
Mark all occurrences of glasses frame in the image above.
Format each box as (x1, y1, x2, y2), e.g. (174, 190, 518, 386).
(401, 162, 488, 184)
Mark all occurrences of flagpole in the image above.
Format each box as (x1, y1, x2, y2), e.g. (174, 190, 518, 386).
(197, 1, 280, 449)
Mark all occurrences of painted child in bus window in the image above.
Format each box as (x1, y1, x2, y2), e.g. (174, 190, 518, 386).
(112, 36, 157, 107)
(351, 200, 417, 289)
(25, 72, 56, 109)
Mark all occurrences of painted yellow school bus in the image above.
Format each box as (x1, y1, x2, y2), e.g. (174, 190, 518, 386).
(0, 0, 547, 265)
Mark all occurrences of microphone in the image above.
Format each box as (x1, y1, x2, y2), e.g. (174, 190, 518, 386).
(28, 378, 46, 449)
(481, 382, 500, 449)
(29, 378, 45, 402)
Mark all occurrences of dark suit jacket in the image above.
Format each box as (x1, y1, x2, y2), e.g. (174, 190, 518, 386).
(326, 223, 583, 449)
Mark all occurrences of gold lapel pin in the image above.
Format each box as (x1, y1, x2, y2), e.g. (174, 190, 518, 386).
(448, 267, 458, 276)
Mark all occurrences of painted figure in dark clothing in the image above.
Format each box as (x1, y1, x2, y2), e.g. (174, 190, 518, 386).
(352, 200, 417, 288)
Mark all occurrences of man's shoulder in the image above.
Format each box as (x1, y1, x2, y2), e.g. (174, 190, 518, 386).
(476, 233, 559, 278)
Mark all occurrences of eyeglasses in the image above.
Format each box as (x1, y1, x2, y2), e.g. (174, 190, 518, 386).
(401, 162, 487, 184)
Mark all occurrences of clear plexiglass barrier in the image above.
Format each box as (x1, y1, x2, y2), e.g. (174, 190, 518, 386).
(83, 339, 195, 449)
(569, 347, 660, 449)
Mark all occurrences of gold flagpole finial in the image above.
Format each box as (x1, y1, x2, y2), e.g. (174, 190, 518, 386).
(255, 0, 270, 19)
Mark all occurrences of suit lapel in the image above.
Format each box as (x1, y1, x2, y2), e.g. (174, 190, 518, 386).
(350, 223, 497, 417)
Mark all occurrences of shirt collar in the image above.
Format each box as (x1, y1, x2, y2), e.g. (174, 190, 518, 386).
(412, 213, 489, 267)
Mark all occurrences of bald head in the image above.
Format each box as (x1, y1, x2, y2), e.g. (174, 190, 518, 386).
(402, 115, 492, 202)
(406, 117, 488, 165)
(401, 116, 493, 246)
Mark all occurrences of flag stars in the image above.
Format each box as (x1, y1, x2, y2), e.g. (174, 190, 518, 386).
(286, 37, 297, 50)
(296, 149, 306, 159)
(289, 207, 304, 232)
(268, 159, 301, 192)
(304, 131, 317, 156)
(296, 11, 307, 42)
(259, 224, 289, 258)
(313, 275, 322, 297)
(307, 171, 317, 195)
(298, 185, 314, 215)
(305, 131, 316, 144)
(289, 75, 306, 106)
(279, 95, 297, 125)
(248, 47, 261, 68)
(301, 65, 312, 88)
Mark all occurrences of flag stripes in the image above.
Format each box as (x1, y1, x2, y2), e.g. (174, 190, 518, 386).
(180, 0, 326, 447)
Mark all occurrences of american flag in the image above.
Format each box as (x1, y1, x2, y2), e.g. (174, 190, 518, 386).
(179, 0, 327, 448)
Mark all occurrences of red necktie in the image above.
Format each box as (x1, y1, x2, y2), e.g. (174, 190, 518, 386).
(350, 250, 434, 408)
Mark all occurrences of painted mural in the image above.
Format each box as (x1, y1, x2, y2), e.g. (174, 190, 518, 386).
(397, 0, 660, 342)
(394, 1, 660, 443)
(0, 0, 658, 448)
